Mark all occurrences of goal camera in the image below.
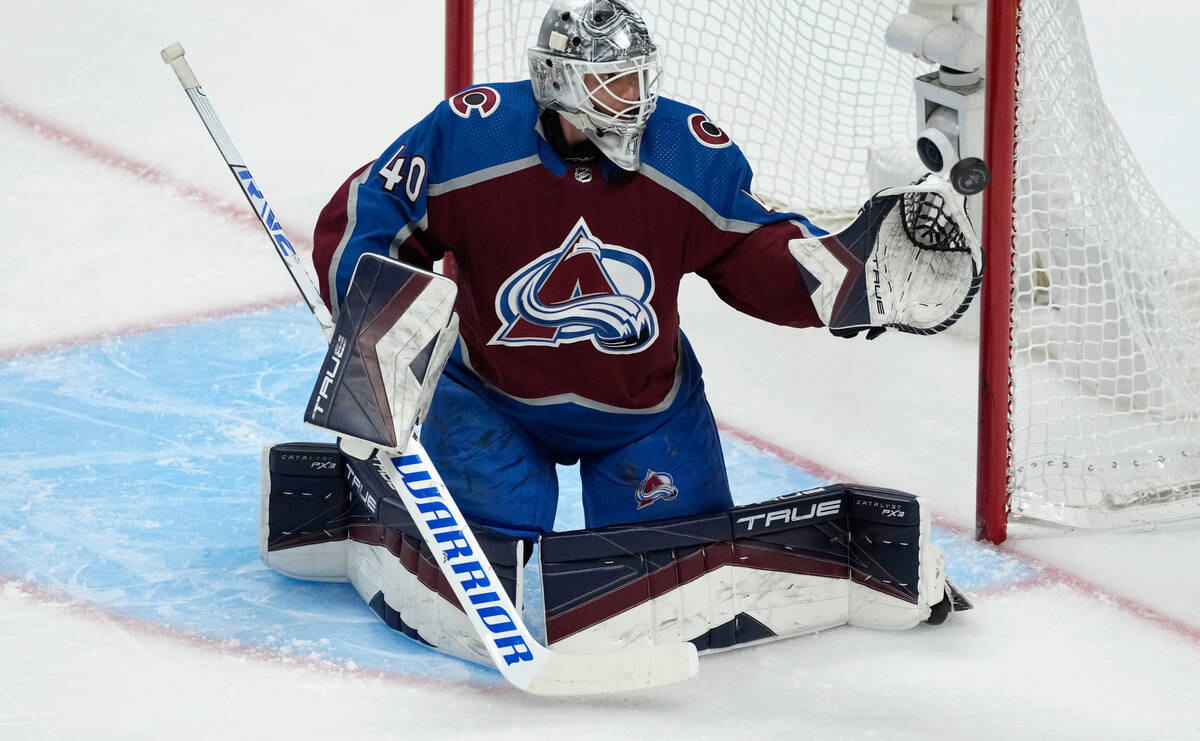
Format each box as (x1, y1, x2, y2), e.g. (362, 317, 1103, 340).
(917, 104, 990, 196)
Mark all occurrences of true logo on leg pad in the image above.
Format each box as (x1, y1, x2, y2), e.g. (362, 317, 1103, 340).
(635, 469, 679, 509)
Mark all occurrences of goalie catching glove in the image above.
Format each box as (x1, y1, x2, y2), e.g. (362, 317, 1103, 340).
(305, 253, 459, 458)
(790, 175, 983, 339)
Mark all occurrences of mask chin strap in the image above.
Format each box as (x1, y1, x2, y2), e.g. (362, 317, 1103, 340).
(560, 110, 642, 171)
(540, 109, 601, 163)
(559, 110, 595, 136)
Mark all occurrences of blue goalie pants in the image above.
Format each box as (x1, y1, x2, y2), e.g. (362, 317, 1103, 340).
(419, 372, 733, 538)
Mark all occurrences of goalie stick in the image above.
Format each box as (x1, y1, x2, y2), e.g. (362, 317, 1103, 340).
(160, 42, 699, 696)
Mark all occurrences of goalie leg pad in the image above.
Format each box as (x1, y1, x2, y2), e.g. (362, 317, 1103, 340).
(540, 484, 949, 655)
(846, 487, 946, 630)
(260, 441, 524, 665)
(259, 442, 352, 582)
(342, 453, 525, 665)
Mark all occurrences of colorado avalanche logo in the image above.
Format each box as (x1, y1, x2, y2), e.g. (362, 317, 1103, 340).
(450, 86, 500, 118)
(688, 113, 732, 148)
(636, 469, 679, 510)
(490, 217, 658, 354)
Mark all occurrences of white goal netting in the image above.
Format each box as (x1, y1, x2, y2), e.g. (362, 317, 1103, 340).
(1006, 0, 1200, 528)
(472, 0, 928, 225)
(470, 0, 1200, 530)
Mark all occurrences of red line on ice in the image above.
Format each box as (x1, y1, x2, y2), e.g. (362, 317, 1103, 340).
(0, 97, 272, 232)
(0, 95, 313, 358)
(0, 295, 303, 361)
(0, 575, 507, 694)
(5, 95, 1200, 654)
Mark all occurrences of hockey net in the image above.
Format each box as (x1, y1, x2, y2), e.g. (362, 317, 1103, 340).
(1001, 1, 1200, 531)
(462, 0, 1200, 536)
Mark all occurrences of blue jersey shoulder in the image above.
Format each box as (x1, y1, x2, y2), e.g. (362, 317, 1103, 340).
(371, 80, 541, 193)
(421, 80, 543, 184)
(641, 97, 784, 225)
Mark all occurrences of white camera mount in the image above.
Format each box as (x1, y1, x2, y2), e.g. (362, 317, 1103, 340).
(886, 1, 990, 223)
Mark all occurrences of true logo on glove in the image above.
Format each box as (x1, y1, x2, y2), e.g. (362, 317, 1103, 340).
(309, 333, 348, 418)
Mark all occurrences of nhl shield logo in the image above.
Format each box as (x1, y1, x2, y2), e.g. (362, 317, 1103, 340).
(636, 469, 679, 509)
(490, 217, 659, 354)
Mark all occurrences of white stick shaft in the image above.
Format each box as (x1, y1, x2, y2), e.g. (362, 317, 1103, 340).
(160, 42, 333, 336)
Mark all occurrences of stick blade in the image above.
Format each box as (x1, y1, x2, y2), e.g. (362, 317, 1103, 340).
(518, 642, 699, 697)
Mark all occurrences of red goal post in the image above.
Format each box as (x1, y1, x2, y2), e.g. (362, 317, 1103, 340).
(445, 0, 474, 99)
(977, 0, 1019, 544)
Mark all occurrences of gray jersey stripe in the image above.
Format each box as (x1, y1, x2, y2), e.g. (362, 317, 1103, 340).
(327, 165, 375, 319)
(428, 154, 543, 196)
(639, 164, 761, 235)
(387, 214, 430, 261)
(789, 218, 817, 238)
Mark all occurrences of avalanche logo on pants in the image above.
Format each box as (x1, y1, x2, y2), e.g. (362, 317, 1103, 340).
(636, 469, 679, 509)
(490, 217, 658, 354)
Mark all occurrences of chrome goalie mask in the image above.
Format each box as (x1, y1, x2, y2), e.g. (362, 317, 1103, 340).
(528, 0, 662, 170)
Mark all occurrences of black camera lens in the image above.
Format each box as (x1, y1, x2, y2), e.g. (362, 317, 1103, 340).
(917, 135, 944, 172)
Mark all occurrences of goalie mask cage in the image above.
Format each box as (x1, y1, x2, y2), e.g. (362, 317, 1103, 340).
(445, 0, 1200, 543)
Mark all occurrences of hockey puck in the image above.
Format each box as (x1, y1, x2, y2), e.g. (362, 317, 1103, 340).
(950, 157, 991, 195)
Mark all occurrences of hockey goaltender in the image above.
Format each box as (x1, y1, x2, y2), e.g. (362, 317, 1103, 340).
(256, 0, 976, 692)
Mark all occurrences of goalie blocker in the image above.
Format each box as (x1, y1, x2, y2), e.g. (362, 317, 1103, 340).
(304, 252, 459, 460)
(261, 441, 968, 666)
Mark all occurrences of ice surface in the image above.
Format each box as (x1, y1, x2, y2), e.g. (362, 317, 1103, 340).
(1, 1, 1199, 738)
